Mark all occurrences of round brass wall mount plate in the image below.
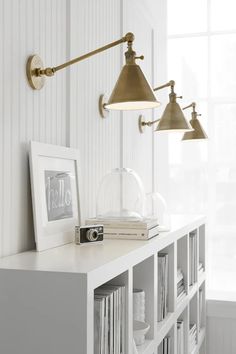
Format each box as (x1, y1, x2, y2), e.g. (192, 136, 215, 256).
(138, 115, 145, 133)
(26, 55, 45, 90)
(99, 94, 109, 118)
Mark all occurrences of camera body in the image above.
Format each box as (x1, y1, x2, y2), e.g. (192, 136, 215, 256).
(75, 225, 104, 245)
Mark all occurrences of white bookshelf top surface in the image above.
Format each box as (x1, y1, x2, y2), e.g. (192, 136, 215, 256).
(0, 214, 205, 275)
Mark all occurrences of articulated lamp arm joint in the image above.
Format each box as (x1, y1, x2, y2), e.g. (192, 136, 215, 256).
(153, 80, 175, 92)
(182, 102, 196, 112)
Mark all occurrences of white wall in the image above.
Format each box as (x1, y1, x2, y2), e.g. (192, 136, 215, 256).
(207, 299, 236, 354)
(0, 0, 164, 257)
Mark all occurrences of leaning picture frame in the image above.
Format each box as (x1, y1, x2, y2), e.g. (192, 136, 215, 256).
(29, 141, 81, 251)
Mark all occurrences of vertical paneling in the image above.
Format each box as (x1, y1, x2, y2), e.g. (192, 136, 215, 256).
(0, 0, 67, 257)
(69, 0, 121, 220)
(207, 317, 236, 354)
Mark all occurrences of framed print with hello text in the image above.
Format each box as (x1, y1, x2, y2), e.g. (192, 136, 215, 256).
(29, 141, 81, 251)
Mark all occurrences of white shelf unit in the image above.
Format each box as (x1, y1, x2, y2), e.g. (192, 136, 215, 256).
(0, 215, 206, 354)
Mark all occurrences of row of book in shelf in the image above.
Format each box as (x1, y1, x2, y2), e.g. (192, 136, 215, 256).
(94, 266, 204, 354)
(161, 315, 204, 354)
(189, 323, 197, 353)
(177, 268, 186, 304)
(189, 231, 205, 287)
(94, 285, 125, 354)
(158, 336, 171, 354)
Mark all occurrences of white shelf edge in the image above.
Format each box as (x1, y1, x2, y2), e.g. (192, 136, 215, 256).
(137, 339, 155, 354)
(198, 272, 206, 288)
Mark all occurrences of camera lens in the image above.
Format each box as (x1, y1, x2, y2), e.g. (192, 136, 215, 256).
(86, 228, 99, 242)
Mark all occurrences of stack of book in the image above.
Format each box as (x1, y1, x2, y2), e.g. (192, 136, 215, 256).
(189, 323, 197, 353)
(177, 320, 184, 354)
(199, 288, 203, 330)
(86, 218, 159, 240)
(177, 269, 186, 304)
(158, 253, 168, 321)
(198, 262, 204, 275)
(158, 336, 171, 354)
(94, 284, 125, 354)
(189, 232, 197, 286)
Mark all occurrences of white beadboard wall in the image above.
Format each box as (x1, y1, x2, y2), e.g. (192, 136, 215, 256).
(0, 0, 68, 257)
(0, 0, 163, 257)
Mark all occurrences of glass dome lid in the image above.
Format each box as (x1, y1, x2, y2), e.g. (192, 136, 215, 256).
(96, 168, 146, 221)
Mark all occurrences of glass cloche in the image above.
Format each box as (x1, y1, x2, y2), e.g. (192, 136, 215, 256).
(145, 192, 171, 231)
(96, 168, 146, 221)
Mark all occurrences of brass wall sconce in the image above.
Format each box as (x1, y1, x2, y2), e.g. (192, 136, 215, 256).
(139, 80, 192, 133)
(182, 102, 208, 141)
(26, 32, 160, 113)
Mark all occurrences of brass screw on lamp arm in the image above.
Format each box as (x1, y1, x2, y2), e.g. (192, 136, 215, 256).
(138, 80, 192, 133)
(182, 102, 208, 141)
(26, 32, 160, 115)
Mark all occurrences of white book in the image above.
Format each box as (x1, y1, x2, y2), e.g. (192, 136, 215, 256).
(85, 217, 158, 230)
(104, 224, 159, 240)
(158, 253, 168, 321)
(104, 296, 109, 354)
(95, 294, 109, 354)
(164, 254, 168, 318)
(101, 285, 125, 354)
(95, 289, 114, 354)
(177, 320, 184, 354)
(158, 256, 164, 321)
(189, 234, 197, 286)
(121, 286, 125, 354)
(94, 297, 105, 354)
(199, 288, 203, 330)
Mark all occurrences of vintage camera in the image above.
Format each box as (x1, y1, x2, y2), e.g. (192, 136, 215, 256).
(75, 225, 103, 245)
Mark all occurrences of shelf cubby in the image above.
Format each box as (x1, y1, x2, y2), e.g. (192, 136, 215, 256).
(133, 255, 156, 343)
(0, 215, 206, 354)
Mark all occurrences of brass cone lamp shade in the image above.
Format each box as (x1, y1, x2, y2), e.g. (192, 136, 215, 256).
(155, 96, 193, 132)
(106, 64, 160, 110)
(182, 116, 208, 141)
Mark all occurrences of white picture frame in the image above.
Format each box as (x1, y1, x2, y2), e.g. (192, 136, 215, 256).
(29, 141, 81, 251)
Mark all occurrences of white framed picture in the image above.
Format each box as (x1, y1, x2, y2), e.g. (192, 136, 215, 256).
(29, 141, 81, 251)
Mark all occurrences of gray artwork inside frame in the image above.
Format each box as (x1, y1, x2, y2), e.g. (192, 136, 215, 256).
(45, 170, 73, 222)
